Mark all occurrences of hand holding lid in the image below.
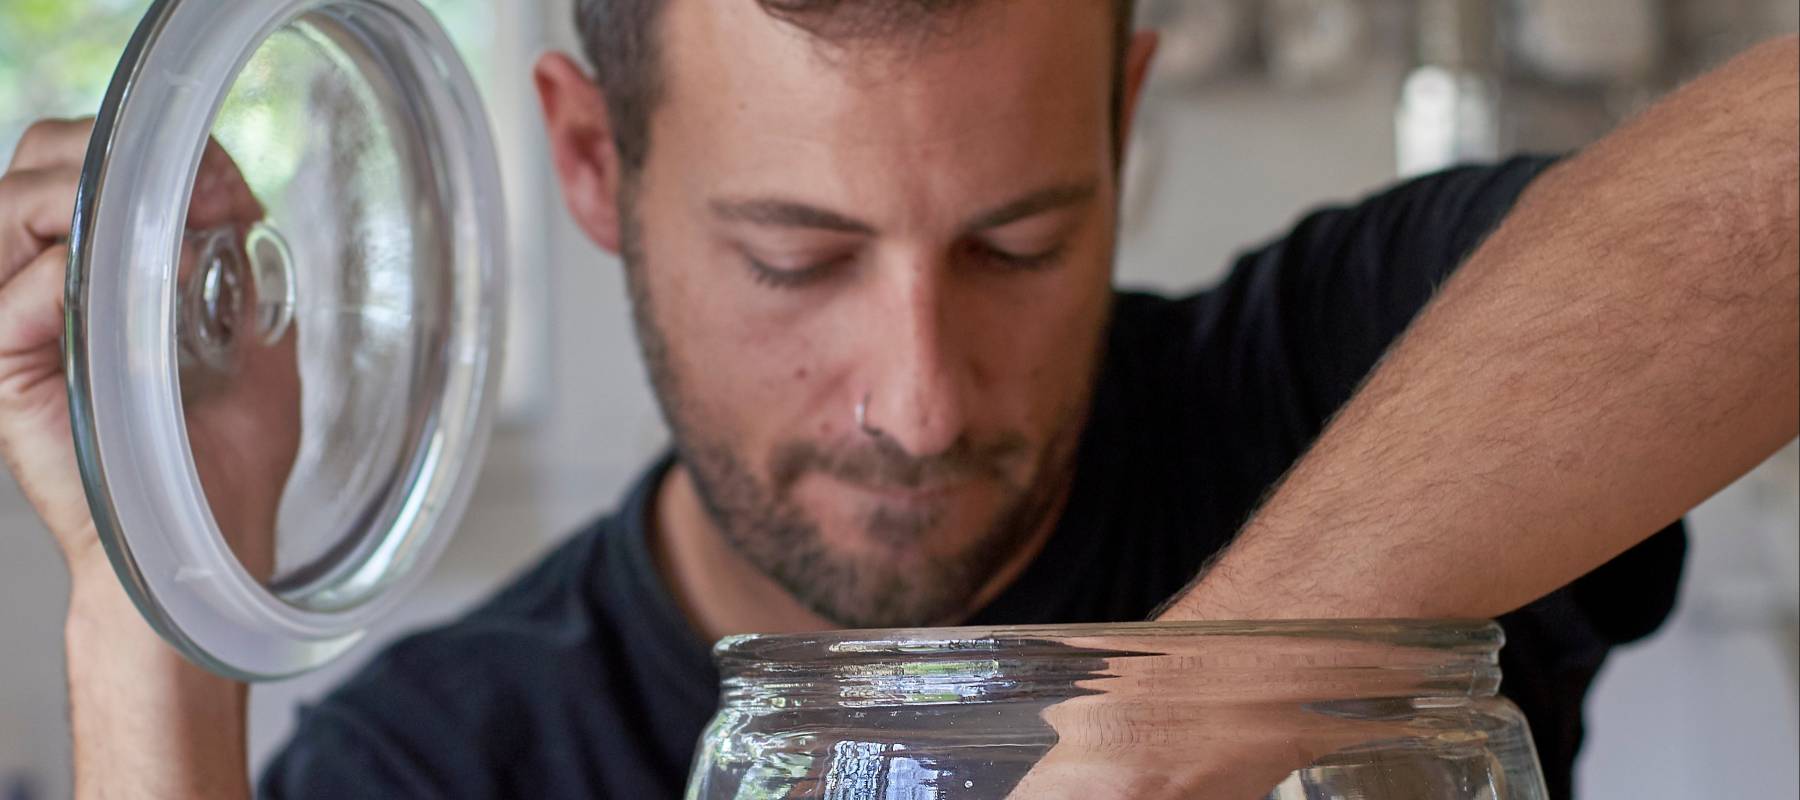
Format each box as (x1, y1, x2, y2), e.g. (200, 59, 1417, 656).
(45, 0, 507, 680)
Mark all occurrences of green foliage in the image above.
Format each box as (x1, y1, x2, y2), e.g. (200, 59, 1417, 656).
(0, 0, 492, 163)
(0, 0, 151, 154)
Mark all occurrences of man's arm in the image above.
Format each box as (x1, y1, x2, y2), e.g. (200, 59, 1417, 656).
(1162, 36, 1799, 623)
(0, 120, 276, 798)
(64, 557, 253, 798)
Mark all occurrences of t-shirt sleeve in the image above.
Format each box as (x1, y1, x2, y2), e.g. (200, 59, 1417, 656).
(1202, 155, 1561, 436)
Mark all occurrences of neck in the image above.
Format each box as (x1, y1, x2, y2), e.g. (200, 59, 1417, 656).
(649, 461, 1063, 643)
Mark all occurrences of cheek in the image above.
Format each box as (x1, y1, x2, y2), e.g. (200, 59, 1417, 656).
(642, 239, 851, 446)
(958, 258, 1112, 425)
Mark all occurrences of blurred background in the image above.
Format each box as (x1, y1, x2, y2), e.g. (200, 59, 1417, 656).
(0, 0, 1794, 797)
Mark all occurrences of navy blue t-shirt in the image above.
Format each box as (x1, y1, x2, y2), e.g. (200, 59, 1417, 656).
(261, 157, 1686, 799)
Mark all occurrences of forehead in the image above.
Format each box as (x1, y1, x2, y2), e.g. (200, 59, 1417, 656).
(650, 0, 1117, 215)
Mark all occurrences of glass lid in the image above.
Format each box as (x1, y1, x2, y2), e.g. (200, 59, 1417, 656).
(65, 0, 506, 679)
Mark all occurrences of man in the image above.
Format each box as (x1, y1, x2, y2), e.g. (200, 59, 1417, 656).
(0, 0, 1792, 798)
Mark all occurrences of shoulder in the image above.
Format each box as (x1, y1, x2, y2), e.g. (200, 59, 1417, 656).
(1296, 154, 1561, 264)
(1373, 154, 1559, 214)
(1105, 156, 1559, 332)
(1089, 157, 1566, 480)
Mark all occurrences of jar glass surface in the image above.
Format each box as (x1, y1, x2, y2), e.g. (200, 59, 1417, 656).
(688, 619, 1549, 799)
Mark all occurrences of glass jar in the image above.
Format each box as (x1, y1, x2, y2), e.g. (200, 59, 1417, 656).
(687, 620, 1548, 799)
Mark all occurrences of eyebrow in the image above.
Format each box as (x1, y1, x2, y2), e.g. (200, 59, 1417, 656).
(709, 197, 876, 234)
(961, 180, 1098, 232)
(708, 178, 1099, 237)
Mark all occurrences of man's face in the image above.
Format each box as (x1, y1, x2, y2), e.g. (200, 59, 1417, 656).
(626, 1, 1124, 627)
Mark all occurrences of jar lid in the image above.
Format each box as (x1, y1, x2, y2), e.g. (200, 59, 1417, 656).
(66, 0, 506, 679)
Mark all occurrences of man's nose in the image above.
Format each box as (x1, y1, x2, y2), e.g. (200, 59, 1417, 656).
(858, 255, 969, 458)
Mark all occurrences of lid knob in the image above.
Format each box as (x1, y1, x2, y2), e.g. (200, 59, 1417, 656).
(177, 221, 295, 376)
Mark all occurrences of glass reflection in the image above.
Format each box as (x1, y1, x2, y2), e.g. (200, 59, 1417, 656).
(177, 10, 458, 608)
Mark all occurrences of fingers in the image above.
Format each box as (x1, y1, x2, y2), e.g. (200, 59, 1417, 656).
(1, 118, 92, 288)
(5, 117, 96, 173)
(2, 118, 262, 284)
(0, 243, 68, 358)
(0, 166, 82, 282)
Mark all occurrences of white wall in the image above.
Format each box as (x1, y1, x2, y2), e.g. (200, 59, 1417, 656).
(0, 482, 71, 800)
(1577, 449, 1800, 799)
(1, 3, 1795, 798)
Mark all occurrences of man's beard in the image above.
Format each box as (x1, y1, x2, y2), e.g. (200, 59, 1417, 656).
(620, 196, 1091, 628)
(673, 430, 1077, 628)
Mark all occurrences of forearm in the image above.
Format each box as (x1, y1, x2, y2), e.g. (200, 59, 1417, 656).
(65, 556, 251, 799)
(1164, 36, 1799, 622)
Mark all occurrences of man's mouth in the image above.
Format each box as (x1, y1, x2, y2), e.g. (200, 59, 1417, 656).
(835, 474, 970, 504)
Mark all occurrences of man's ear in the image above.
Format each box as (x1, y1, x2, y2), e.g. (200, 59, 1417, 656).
(535, 51, 626, 255)
(1118, 30, 1160, 148)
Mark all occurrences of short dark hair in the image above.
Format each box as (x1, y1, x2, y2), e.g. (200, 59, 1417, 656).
(574, 0, 1138, 176)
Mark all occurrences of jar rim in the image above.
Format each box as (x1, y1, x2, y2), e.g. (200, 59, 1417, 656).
(715, 618, 1503, 666)
(713, 619, 1507, 705)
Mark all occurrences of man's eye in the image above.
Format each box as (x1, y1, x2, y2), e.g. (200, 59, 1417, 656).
(745, 255, 846, 289)
(967, 241, 1065, 272)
